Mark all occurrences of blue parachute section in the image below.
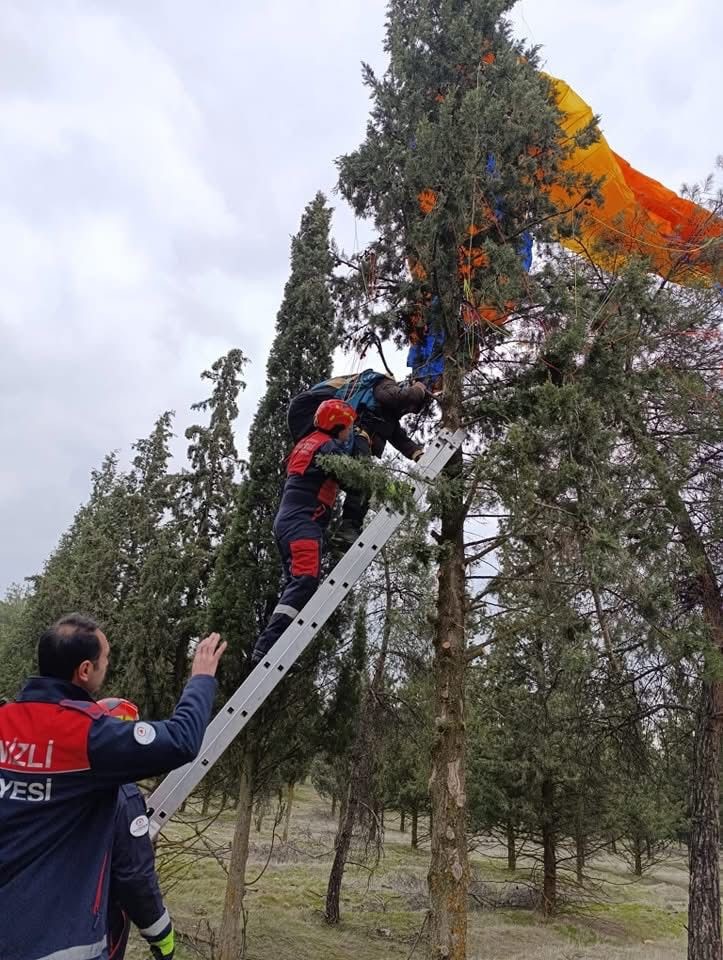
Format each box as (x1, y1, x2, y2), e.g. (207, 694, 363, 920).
(407, 330, 446, 381)
(405, 154, 534, 385)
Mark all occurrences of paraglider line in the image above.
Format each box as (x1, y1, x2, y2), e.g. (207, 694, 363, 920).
(587, 214, 722, 255)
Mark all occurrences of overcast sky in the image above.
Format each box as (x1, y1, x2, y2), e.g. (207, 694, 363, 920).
(1, 0, 720, 593)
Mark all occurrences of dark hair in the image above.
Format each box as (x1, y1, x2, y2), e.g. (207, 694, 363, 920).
(37, 614, 102, 682)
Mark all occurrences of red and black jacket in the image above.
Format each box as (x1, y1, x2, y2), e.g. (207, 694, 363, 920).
(0, 674, 216, 960)
(274, 430, 349, 535)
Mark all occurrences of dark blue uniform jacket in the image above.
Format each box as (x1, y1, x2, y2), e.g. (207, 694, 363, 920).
(108, 783, 172, 960)
(0, 674, 216, 960)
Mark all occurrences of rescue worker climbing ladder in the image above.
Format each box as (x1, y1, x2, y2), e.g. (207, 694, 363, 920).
(251, 397, 357, 665)
(287, 368, 428, 544)
(252, 371, 429, 665)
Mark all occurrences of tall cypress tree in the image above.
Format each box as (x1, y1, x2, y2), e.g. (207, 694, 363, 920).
(336, 4, 581, 955)
(209, 191, 337, 677)
(18, 453, 131, 661)
(171, 349, 247, 694)
(208, 192, 338, 960)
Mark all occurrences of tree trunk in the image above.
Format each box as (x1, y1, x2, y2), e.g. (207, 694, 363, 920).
(218, 746, 256, 960)
(412, 807, 419, 850)
(427, 354, 469, 960)
(326, 785, 359, 924)
(400, 809, 406, 833)
(633, 835, 643, 877)
(254, 794, 267, 833)
(622, 414, 723, 960)
(541, 777, 556, 916)
(325, 559, 393, 923)
(575, 798, 585, 885)
(368, 801, 383, 845)
(282, 780, 295, 844)
(688, 679, 723, 960)
(610, 836, 617, 855)
(506, 820, 517, 872)
(336, 789, 348, 842)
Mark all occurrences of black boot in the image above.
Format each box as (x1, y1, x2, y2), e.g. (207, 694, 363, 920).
(251, 612, 293, 665)
(332, 519, 361, 550)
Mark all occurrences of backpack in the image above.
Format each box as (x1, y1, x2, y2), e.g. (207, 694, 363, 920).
(311, 369, 389, 415)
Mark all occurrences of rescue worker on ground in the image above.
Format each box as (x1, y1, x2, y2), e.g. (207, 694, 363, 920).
(287, 369, 428, 545)
(250, 398, 356, 665)
(0, 614, 226, 960)
(100, 697, 175, 960)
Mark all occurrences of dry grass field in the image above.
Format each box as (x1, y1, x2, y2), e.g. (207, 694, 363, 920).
(126, 782, 689, 960)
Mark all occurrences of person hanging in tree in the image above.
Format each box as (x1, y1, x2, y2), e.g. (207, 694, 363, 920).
(287, 369, 428, 546)
(250, 398, 357, 665)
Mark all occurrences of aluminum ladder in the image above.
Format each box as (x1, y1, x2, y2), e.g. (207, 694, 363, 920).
(148, 427, 464, 838)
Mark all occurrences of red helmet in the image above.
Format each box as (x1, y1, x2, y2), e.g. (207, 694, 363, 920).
(314, 398, 356, 433)
(98, 697, 140, 722)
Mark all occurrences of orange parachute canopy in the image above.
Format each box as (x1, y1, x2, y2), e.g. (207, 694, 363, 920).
(547, 74, 722, 285)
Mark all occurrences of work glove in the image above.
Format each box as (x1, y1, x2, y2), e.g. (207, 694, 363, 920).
(149, 925, 175, 959)
(411, 448, 425, 462)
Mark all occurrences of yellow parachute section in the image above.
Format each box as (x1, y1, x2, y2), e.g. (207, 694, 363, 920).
(547, 74, 722, 285)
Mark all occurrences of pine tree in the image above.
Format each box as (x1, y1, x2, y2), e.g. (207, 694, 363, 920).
(18, 453, 131, 661)
(209, 193, 338, 960)
(336, 3, 581, 953)
(113, 411, 181, 713)
(325, 516, 437, 920)
(0, 586, 32, 697)
(381, 671, 434, 850)
(208, 192, 337, 680)
(500, 227, 721, 951)
(314, 605, 368, 827)
(171, 349, 247, 694)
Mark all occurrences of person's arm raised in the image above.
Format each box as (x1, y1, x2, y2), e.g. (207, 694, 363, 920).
(88, 634, 227, 783)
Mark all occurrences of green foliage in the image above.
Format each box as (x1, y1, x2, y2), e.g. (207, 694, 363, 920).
(335, 0, 582, 361)
(380, 671, 433, 824)
(0, 350, 248, 716)
(0, 586, 33, 698)
(316, 452, 417, 514)
(208, 193, 338, 686)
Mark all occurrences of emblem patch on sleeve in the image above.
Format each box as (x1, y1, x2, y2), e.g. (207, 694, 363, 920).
(133, 722, 157, 745)
(130, 814, 150, 837)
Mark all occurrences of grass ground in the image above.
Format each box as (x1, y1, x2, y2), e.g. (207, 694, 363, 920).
(126, 783, 688, 960)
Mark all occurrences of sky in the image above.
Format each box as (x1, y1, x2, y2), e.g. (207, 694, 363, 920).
(0, 0, 720, 593)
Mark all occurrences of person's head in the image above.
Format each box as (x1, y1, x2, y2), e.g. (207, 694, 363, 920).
(98, 697, 139, 721)
(313, 398, 356, 442)
(37, 614, 110, 696)
(398, 381, 428, 415)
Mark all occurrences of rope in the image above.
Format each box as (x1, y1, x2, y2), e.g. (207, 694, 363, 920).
(586, 213, 723, 256)
(465, 61, 484, 291)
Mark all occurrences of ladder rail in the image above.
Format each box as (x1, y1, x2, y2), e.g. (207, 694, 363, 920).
(148, 427, 464, 838)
